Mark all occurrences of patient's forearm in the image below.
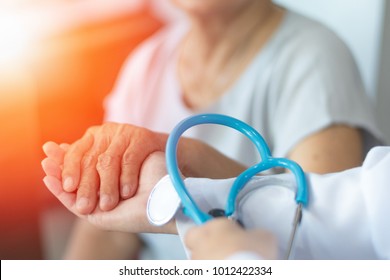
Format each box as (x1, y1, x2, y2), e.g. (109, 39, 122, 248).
(64, 219, 143, 260)
(179, 138, 247, 179)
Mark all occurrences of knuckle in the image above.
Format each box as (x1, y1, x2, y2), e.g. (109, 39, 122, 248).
(93, 137, 108, 151)
(66, 141, 80, 155)
(86, 125, 98, 134)
(81, 154, 96, 169)
(122, 151, 135, 166)
(139, 128, 154, 141)
(97, 153, 117, 171)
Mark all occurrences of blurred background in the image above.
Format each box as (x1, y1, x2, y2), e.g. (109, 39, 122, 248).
(0, 0, 390, 259)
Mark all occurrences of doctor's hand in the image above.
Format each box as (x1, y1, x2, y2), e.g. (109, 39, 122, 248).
(42, 123, 168, 214)
(185, 218, 278, 260)
(43, 151, 177, 234)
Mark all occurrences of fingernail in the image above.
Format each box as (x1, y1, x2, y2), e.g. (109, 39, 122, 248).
(121, 185, 131, 197)
(63, 177, 74, 191)
(76, 197, 89, 211)
(100, 195, 111, 209)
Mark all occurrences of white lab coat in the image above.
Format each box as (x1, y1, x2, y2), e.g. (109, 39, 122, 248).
(148, 146, 390, 259)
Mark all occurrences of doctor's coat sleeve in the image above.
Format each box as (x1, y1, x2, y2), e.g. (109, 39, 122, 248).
(170, 146, 390, 259)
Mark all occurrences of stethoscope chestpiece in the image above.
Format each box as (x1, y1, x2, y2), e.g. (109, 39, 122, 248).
(146, 175, 181, 226)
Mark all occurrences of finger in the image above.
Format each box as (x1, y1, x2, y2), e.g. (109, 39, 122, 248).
(58, 143, 70, 169)
(139, 152, 167, 187)
(86, 195, 146, 232)
(75, 153, 100, 215)
(120, 129, 166, 199)
(42, 141, 66, 165)
(185, 218, 234, 249)
(120, 149, 143, 199)
(96, 138, 125, 211)
(76, 126, 115, 213)
(62, 133, 93, 192)
(43, 175, 79, 215)
(41, 157, 62, 179)
(59, 143, 70, 152)
(120, 132, 160, 199)
(249, 230, 278, 259)
(184, 225, 205, 250)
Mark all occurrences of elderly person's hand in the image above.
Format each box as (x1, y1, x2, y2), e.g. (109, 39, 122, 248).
(41, 122, 247, 215)
(42, 123, 167, 214)
(43, 150, 177, 234)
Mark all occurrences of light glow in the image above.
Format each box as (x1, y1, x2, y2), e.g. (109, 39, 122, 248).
(0, 13, 34, 66)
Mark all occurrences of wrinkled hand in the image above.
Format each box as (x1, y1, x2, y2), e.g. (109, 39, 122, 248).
(185, 218, 277, 260)
(43, 151, 176, 234)
(42, 123, 167, 214)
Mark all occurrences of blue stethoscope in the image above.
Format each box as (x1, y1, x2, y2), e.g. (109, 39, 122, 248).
(165, 113, 308, 259)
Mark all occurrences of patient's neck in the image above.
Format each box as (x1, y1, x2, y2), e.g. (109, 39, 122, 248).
(184, 1, 280, 63)
(178, 2, 284, 109)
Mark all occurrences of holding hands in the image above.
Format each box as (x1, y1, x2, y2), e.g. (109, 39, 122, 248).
(42, 123, 167, 214)
(41, 122, 266, 259)
(41, 122, 246, 216)
(41, 123, 175, 233)
(43, 146, 176, 233)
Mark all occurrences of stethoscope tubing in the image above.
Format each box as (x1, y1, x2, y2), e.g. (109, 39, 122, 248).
(165, 113, 308, 224)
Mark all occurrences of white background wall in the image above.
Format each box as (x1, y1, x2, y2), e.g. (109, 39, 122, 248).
(274, 0, 386, 99)
(275, 0, 390, 144)
(376, 2, 390, 144)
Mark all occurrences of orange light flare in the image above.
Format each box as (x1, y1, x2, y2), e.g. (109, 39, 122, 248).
(0, 11, 38, 68)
